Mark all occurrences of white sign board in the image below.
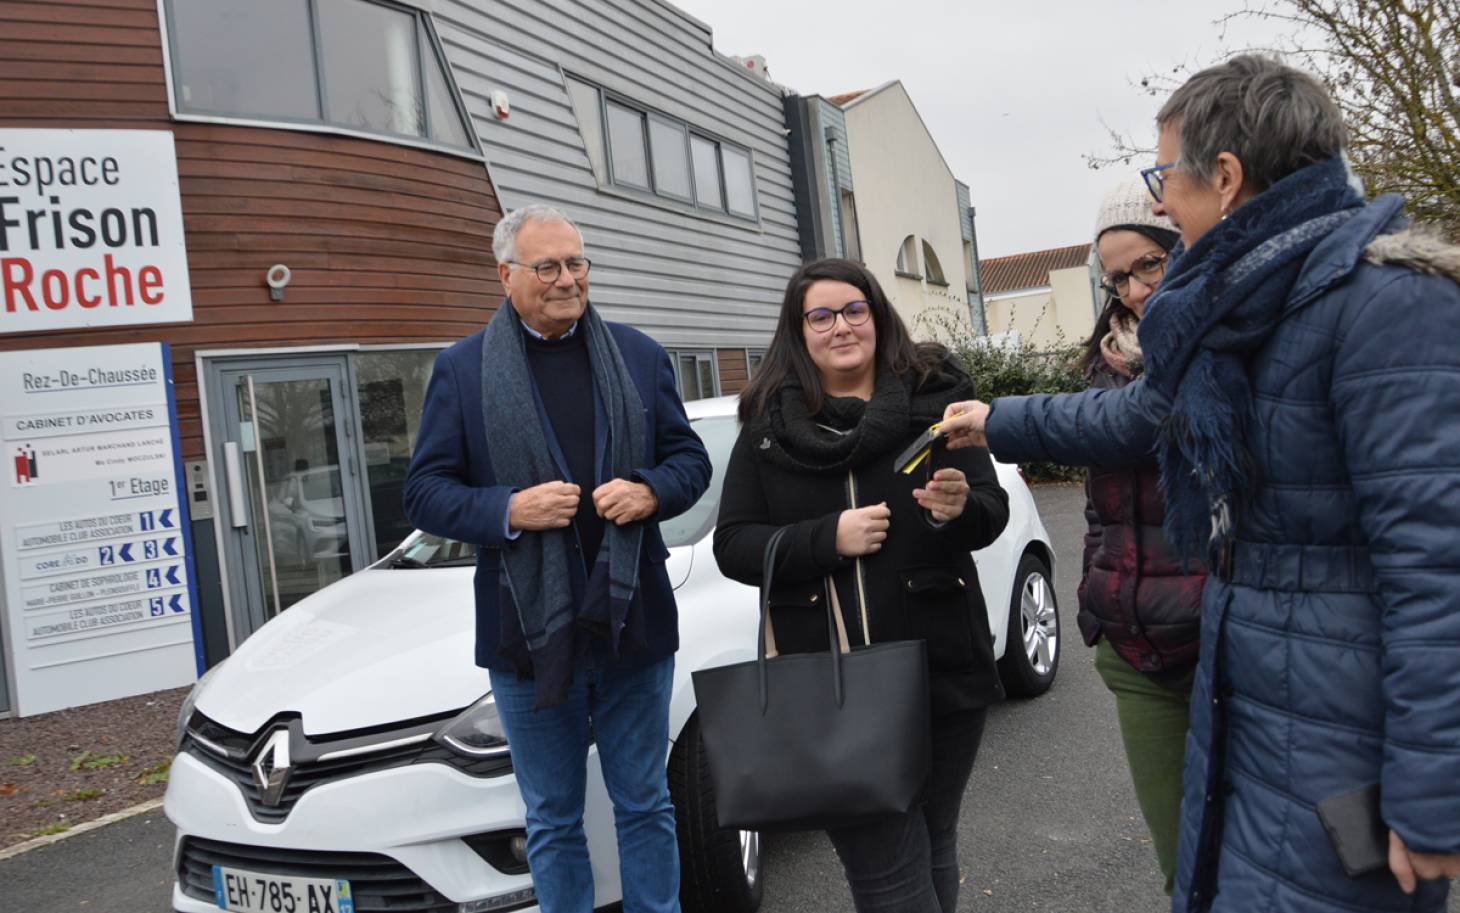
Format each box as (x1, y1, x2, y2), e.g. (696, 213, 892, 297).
(0, 129, 193, 335)
(0, 342, 200, 716)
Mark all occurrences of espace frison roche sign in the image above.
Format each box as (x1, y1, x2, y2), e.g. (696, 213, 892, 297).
(0, 129, 194, 334)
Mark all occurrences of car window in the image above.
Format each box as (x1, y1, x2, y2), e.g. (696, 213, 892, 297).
(387, 415, 739, 567)
(658, 415, 737, 548)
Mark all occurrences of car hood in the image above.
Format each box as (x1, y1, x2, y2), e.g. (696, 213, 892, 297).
(194, 547, 694, 737)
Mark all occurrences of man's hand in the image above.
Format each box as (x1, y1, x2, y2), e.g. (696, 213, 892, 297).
(1389, 830, 1460, 894)
(593, 479, 658, 526)
(836, 503, 891, 557)
(940, 400, 990, 450)
(914, 468, 970, 523)
(508, 481, 580, 531)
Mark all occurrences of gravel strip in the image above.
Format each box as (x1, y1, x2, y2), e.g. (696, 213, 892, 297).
(0, 687, 188, 849)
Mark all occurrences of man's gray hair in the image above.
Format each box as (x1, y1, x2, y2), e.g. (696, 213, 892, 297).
(1157, 54, 1346, 194)
(492, 204, 582, 263)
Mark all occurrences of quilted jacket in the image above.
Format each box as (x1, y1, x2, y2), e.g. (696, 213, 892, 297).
(986, 196, 1460, 913)
(1078, 362, 1205, 682)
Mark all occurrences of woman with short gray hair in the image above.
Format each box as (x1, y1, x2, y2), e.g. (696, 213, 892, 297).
(940, 54, 1460, 912)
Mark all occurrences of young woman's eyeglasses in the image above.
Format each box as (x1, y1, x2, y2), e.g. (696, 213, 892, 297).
(1140, 161, 1179, 203)
(1100, 252, 1168, 298)
(509, 257, 592, 283)
(804, 300, 872, 333)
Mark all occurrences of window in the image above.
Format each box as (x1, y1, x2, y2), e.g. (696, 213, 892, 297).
(356, 349, 441, 557)
(691, 135, 722, 209)
(167, 0, 474, 150)
(746, 350, 765, 377)
(569, 78, 757, 220)
(671, 351, 718, 401)
(606, 100, 650, 189)
(839, 190, 862, 261)
(896, 235, 920, 277)
(720, 145, 756, 217)
(648, 116, 692, 200)
(168, 0, 320, 121)
(922, 241, 947, 285)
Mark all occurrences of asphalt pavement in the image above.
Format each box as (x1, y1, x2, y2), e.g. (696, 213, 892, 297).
(2, 482, 1455, 913)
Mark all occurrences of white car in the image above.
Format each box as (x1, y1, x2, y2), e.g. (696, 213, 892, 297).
(165, 396, 1059, 913)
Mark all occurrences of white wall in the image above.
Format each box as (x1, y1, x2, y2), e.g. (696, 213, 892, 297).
(840, 83, 971, 334)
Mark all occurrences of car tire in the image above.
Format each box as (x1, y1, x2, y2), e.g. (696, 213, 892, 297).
(669, 714, 763, 913)
(997, 552, 1059, 697)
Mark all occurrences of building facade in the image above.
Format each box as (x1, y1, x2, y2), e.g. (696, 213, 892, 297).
(979, 243, 1101, 351)
(0, 0, 800, 715)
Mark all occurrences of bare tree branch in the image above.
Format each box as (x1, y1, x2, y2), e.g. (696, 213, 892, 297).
(1093, 0, 1460, 239)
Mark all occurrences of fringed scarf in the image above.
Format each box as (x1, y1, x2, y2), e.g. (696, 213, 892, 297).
(1138, 157, 1365, 559)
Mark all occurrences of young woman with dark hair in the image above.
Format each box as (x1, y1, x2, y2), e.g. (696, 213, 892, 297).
(714, 258, 1010, 913)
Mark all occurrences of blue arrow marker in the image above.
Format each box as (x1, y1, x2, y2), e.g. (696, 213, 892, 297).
(158, 509, 174, 528)
(163, 538, 178, 557)
(119, 542, 134, 562)
(165, 566, 181, 586)
(169, 594, 185, 613)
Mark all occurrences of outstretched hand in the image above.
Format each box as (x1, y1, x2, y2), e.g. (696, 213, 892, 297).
(940, 401, 990, 450)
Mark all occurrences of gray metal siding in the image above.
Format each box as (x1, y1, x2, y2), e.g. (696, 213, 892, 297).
(818, 98, 852, 261)
(429, 0, 802, 348)
(956, 181, 973, 242)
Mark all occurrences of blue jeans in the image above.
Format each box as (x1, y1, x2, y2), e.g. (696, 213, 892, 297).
(489, 652, 680, 913)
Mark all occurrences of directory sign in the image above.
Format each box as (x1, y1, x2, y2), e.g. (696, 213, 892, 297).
(0, 342, 201, 716)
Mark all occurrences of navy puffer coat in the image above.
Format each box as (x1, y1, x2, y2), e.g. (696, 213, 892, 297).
(985, 196, 1460, 913)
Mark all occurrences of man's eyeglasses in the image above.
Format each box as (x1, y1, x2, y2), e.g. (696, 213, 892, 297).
(1140, 161, 1179, 203)
(508, 257, 592, 283)
(804, 300, 872, 333)
(1100, 252, 1169, 298)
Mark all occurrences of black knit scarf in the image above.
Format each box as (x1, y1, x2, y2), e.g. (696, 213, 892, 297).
(749, 356, 974, 475)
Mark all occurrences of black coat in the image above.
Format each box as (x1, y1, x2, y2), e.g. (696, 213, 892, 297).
(713, 422, 1010, 716)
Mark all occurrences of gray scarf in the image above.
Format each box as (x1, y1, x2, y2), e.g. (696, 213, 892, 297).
(480, 301, 646, 708)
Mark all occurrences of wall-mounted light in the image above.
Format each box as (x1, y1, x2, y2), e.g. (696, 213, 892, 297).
(265, 264, 291, 302)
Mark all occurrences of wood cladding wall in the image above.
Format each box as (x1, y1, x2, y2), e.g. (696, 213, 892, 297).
(0, 0, 504, 460)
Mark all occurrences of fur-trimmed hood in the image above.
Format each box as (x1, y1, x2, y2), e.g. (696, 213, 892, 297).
(1365, 225, 1460, 283)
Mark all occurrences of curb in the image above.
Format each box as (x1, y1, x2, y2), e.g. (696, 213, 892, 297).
(0, 797, 165, 862)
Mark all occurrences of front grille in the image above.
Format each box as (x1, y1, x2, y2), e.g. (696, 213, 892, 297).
(177, 836, 455, 912)
(184, 738, 429, 823)
(183, 714, 512, 823)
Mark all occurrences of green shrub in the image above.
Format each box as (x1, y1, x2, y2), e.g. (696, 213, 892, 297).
(916, 306, 1088, 483)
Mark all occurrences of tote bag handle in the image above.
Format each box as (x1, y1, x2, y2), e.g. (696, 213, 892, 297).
(756, 527, 855, 713)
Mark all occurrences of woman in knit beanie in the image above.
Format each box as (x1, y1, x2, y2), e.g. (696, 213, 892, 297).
(1073, 179, 1207, 895)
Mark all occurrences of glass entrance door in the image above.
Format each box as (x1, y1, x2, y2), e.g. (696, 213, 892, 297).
(215, 360, 370, 636)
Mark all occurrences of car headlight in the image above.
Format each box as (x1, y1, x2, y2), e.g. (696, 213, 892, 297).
(435, 692, 510, 758)
(175, 663, 223, 750)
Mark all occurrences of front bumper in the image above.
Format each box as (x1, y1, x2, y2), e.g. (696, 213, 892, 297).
(165, 749, 620, 912)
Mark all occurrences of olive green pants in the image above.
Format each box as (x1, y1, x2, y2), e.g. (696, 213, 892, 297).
(1093, 638, 1193, 896)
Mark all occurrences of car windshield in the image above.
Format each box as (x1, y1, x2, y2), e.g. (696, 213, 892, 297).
(386, 415, 739, 568)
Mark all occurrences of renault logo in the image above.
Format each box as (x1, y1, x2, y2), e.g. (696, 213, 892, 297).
(252, 729, 292, 807)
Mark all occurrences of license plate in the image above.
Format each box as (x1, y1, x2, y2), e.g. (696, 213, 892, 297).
(211, 865, 354, 913)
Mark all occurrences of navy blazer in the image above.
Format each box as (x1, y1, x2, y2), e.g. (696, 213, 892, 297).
(403, 313, 712, 674)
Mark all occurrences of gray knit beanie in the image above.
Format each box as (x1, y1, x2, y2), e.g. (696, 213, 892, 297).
(1093, 178, 1178, 246)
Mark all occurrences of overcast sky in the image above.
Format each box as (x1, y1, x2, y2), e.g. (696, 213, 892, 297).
(673, 0, 1290, 259)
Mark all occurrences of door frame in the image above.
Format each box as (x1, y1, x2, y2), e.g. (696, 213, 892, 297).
(203, 351, 372, 642)
(198, 343, 447, 651)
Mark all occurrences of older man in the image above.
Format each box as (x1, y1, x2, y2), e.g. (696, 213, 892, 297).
(404, 204, 711, 913)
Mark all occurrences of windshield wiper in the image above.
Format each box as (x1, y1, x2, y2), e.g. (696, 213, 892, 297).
(387, 555, 428, 569)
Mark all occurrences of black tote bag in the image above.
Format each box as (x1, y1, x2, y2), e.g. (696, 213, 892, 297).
(691, 527, 932, 832)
